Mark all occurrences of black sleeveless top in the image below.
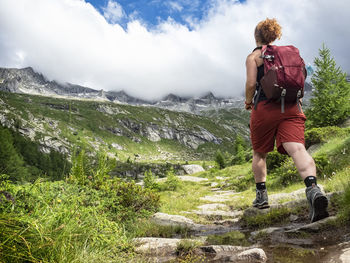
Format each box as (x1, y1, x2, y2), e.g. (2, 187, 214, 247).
(253, 47, 268, 102)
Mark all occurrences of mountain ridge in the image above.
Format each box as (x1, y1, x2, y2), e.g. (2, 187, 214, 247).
(0, 67, 245, 114)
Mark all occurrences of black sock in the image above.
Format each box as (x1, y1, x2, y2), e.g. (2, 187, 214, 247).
(256, 182, 266, 190)
(304, 176, 317, 187)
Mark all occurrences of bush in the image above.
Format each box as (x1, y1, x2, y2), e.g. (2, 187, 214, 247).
(266, 149, 288, 172)
(305, 126, 350, 148)
(0, 176, 160, 262)
(269, 159, 299, 187)
(313, 153, 332, 176)
(143, 169, 159, 190)
(159, 169, 181, 191)
(215, 150, 226, 169)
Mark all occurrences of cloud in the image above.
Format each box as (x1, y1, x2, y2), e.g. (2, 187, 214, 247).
(102, 0, 125, 24)
(167, 1, 184, 12)
(0, 0, 349, 100)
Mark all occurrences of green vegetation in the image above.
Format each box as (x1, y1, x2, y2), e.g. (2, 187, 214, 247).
(206, 231, 250, 246)
(1, 56, 350, 262)
(0, 150, 160, 262)
(0, 91, 245, 162)
(306, 44, 350, 127)
(215, 150, 226, 169)
(131, 219, 193, 238)
(240, 207, 295, 229)
(0, 124, 71, 182)
(176, 239, 203, 256)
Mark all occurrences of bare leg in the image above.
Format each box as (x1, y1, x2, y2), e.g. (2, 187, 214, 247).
(282, 142, 316, 180)
(252, 151, 268, 183)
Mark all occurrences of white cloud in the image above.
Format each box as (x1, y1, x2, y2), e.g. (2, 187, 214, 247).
(167, 1, 183, 12)
(0, 0, 349, 100)
(103, 0, 125, 24)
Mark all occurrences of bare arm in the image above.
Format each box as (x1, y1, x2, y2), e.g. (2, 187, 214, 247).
(245, 54, 258, 110)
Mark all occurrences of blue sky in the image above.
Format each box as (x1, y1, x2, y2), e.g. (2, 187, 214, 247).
(0, 0, 349, 100)
(85, 0, 244, 29)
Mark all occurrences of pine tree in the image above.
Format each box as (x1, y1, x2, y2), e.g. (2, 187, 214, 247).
(307, 44, 350, 127)
(215, 150, 225, 169)
(231, 135, 246, 165)
(0, 126, 29, 181)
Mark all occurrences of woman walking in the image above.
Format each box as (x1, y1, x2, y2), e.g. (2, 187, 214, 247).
(245, 18, 328, 222)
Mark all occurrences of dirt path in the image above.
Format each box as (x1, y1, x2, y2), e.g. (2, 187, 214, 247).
(133, 176, 350, 262)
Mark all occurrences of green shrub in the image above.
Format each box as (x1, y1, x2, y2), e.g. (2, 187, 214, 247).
(176, 239, 202, 257)
(143, 169, 159, 190)
(159, 169, 181, 191)
(227, 172, 254, 192)
(91, 151, 116, 187)
(305, 126, 350, 148)
(269, 159, 299, 187)
(266, 150, 288, 172)
(215, 150, 226, 169)
(313, 153, 332, 176)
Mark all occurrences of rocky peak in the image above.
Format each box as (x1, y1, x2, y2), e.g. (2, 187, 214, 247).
(162, 93, 188, 103)
(200, 91, 217, 100)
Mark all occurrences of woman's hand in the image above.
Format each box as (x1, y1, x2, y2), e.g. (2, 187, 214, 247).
(245, 101, 253, 110)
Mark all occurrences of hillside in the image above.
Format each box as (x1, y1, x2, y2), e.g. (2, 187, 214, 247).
(0, 91, 249, 164)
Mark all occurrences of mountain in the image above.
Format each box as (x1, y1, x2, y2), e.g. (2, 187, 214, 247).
(0, 67, 246, 114)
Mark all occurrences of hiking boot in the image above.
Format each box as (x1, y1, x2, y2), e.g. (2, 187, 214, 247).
(306, 184, 329, 223)
(253, 189, 269, 209)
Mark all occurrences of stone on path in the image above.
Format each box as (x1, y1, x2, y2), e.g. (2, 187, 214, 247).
(286, 216, 337, 233)
(182, 164, 205, 175)
(200, 245, 267, 263)
(233, 248, 267, 263)
(151, 212, 198, 228)
(191, 209, 243, 219)
(134, 237, 182, 255)
(340, 247, 350, 263)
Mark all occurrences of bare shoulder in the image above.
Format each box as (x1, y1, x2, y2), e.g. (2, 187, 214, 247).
(246, 53, 256, 65)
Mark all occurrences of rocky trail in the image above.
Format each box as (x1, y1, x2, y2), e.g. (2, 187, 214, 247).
(133, 173, 350, 263)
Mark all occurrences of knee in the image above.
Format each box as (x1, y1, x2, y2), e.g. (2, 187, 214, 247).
(283, 142, 306, 156)
(253, 151, 267, 161)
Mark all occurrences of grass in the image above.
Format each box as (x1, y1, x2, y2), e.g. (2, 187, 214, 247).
(206, 231, 250, 246)
(0, 175, 159, 263)
(159, 181, 212, 222)
(130, 219, 194, 239)
(240, 207, 297, 229)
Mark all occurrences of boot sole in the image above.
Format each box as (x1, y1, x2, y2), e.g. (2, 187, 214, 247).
(311, 195, 329, 223)
(253, 202, 270, 209)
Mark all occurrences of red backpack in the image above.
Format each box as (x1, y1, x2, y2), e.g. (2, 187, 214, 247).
(255, 45, 307, 113)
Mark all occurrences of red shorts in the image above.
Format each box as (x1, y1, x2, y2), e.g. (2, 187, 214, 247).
(250, 101, 306, 154)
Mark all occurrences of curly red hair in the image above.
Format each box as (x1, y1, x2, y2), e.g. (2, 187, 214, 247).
(255, 18, 282, 44)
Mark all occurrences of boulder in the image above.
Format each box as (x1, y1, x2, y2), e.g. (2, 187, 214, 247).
(151, 212, 198, 228)
(182, 164, 205, 174)
(233, 248, 267, 263)
(286, 216, 337, 233)
(133, 237, 181, 255)
(200, 245, 267, 263)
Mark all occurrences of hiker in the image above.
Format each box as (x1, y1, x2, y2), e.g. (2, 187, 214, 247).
(244, 18, 329, 222)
